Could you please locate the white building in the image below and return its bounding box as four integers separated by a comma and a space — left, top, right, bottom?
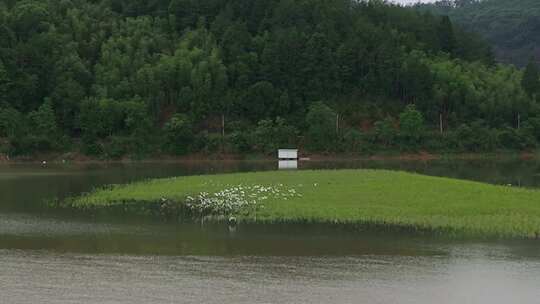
278, 149, 298, 160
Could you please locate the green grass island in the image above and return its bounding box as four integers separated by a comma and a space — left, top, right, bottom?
67, 170, 540, 239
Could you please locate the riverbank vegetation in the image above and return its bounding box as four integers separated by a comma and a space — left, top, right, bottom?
68, 170, 540, 238
1, 0, 540, 159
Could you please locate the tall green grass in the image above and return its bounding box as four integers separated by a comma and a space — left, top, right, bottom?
70, 170, 540, 238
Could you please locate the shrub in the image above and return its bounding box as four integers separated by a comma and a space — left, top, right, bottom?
26, 99, 61, 151
227, 131, 251, 153
103, 136, 130, 159
497, 126, 536, 150
79, 98, 155, 157
252, 117, 297, 153
342, 129, 365, 153
164, 113, 193, 155
205, 133, 224, 153
399, 105, 424, 138
522, 118, 540, 142
399, 104, 424, 149
305, 101, 337, 151
422, 131, 448, 151
0, 107, 24, 139
0, 138, 11, 154
374, 117, 396, 147
79, 98, 124, 138
449, 122, 498, 152
81, 135, 103, 156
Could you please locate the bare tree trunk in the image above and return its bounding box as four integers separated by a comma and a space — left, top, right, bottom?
221, 114, 225, 154
336, 114, 340, 136
439, 113, 443, 134
222, 114, 225, 138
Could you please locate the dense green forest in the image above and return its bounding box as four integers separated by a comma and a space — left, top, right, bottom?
0, 0, 539, 158
418, 0, 540, 67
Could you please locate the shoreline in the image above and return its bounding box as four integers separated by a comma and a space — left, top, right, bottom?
1, 150, 538, 165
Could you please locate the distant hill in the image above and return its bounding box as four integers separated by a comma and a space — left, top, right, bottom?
418, 0, 540, 66
0, 0, 536, 158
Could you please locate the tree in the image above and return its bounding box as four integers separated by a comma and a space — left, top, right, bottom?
374, 117, 396, 147
522, 59, 540, 98
0, 60, 9, 103
10, 1, 50, 41
168, 0, 197, 31
27, 99, 60, 151
51, 53, 91, 132
305, 102, 337, 151
399, 52, 433, 103
438, 16, 456, 54
149, 26, 228, 118
123, 100, 154, 155
301, 31, 336, 100
30, 99, 58, 136
399, 104, 424, 147
0, 107, 24, 139
164, 113, 194, 155
342, 129, 364, 153
244, 81, 278, 121
252, 117, 297, 153
0, 0, 535, 156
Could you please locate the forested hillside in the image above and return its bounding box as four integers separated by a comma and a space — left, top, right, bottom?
0, 0, 539, 158
418, 0, 540, 67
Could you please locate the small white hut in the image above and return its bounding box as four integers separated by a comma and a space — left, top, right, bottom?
278, 149, 298, 160
278, 149, 299, 170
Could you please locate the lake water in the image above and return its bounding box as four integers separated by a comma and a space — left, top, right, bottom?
1, 160, 540, 303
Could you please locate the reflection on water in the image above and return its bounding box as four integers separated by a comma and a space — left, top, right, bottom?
2, 158, 540, 214
1, 159, 540, 255
0, 212, 443, 256
1, 160, 540, 303
1, 249, 540, 304
279, 160, 298, 170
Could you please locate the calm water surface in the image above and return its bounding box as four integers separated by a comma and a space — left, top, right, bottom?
1, 160, 540, 303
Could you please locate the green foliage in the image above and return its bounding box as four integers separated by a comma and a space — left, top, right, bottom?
164, 113, 193, 155
79, 98, 153, 156
399, 104, 424, 147
497, 126, 536, 150
80, 99, 122, 139
419, 0, 540, 66
438, 16, 456, 54
305, 102, 336, 152
0, 107, 24, 139
252, 117, 297, 153
10, 1, 50, 40
0, 0, 536, 157
72, 169, 540, 238
102, 136, 130, 159
374, 117, 396, 147
29, 99, 58, 135
150, 26, 228, 118
522, 59, 540, 98
399, 52, 433, 103
451, 122, 498, 152
522, 117, 540, 142
193, 131, 223, 154
26, 99, 60, 151
0, 61, 9, 104
342, 129, 365, 153
243, 81, 280, 121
